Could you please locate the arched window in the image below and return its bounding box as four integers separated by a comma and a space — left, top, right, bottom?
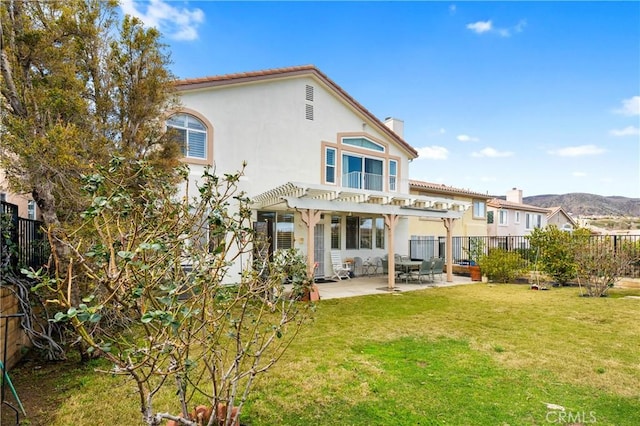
166, 113, 207, 160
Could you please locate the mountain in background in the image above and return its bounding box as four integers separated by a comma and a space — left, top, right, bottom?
523, 193, 640, 217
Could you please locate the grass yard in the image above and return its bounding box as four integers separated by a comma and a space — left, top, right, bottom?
6, 284, 640, 425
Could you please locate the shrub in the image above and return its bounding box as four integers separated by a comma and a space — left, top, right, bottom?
574, 237, 636, 297
527, 226, 591, 285
478, 248, 527, 283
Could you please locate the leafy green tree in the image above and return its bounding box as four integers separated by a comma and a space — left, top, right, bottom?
26, 159, 314, 426
1, 0, 180, 231
527, 226, 591, 285
1, 0, 181, 359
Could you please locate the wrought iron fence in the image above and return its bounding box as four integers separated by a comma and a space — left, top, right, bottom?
1, 201, 49, 275
409, 234, 640, 278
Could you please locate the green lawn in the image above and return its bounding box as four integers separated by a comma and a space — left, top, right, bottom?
16, 284, 640, 425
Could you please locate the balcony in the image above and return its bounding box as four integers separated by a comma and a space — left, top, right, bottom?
342, 171, 387, 191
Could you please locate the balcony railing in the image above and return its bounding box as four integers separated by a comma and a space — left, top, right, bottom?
342, 172, 390, 191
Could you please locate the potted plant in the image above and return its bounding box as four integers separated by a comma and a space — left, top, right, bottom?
464, 238, 485, 281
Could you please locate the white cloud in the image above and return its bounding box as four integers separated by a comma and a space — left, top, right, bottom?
471, 147, 514, 158
467, 20, 493, 34
467, 19, 526, 37
609, 126, 640, 137
548, 145, 606, 157
416, 146, 449, 160
457, 134, 479, 142
614, 96, 640, 116
514, 19, 527, 33
120, 0, 205, 41
572, 171, 587, 177
449, 4, 457, 15
439, 128, 446, 134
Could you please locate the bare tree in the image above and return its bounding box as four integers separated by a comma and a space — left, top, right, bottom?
27, 160, 314, 425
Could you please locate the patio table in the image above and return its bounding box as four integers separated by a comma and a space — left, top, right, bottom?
395, 260, 423, 283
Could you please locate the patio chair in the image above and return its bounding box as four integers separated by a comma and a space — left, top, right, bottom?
369, 256, 383, 275
330, 251, 351, 280
431, 257, 445, 281
353, 256, 363, 277
410, 259, 434, 283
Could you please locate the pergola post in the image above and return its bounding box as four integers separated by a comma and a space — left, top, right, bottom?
442, 217, 455, 282
299, 208, 322, 277
383, 213, 400, 290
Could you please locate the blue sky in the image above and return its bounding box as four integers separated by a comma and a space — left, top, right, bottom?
120, 1, 640, 198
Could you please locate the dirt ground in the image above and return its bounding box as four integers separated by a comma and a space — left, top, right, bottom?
1, 350, 85, 426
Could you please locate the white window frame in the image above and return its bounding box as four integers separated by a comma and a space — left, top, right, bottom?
473, 200, 486, 219
341, 153, 384, 191
498, 210, 508, 226
389, 160, 397, 192
167, 113, 207, 160
526, 213, 542, 230
27, 200, 36, 220
325, 147, 336, 184
514, 211, 520, 224
342, 137, 385, 152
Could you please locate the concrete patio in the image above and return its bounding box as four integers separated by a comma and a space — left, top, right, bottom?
312, 273, 476, 300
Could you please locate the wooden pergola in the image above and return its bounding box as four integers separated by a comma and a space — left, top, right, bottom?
252, 182, 469, 289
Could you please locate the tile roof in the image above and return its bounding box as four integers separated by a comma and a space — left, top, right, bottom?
409, 179, 491, 198
487, 198, 550, 213
173, 65, 418, 157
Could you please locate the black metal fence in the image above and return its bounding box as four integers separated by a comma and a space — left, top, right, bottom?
1, 201, 49, 274
409, 234, 640, 278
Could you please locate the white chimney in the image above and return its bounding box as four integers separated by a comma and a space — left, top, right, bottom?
384, 117, 404, 138
506, 188, 523, 204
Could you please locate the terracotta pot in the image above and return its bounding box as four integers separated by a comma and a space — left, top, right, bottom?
469, 265, 482, 281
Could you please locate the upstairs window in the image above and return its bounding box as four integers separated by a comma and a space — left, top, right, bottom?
342, 137, 384, 152
325, 147, 336, 184
389, 160, 397, 191
473, 200, 486, 219
167, 113, 207, 159
498, 210, 508, 225
526, 213, 542, 229
342, 154, 383, 191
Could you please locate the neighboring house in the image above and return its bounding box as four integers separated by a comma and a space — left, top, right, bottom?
0, 169, 38, 220
546, 206, 577, 231
408, 180, 491, 259
172, 65, 468, 286
487, 188, 549, 238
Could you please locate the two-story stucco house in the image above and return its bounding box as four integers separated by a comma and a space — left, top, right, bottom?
172, 65, 468, 287
1, 170, 39, 220
546, 206, 577, 231
408, 180, 491, 259
487, 188, 550, 238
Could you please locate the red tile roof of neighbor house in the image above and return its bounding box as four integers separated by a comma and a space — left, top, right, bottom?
487, 198, 550, 213
409, 179, 491, 198
173, 65, 418, 158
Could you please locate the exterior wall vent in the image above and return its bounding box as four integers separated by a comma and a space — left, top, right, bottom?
305, 84, 314, 101
305, 104, 314, 120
